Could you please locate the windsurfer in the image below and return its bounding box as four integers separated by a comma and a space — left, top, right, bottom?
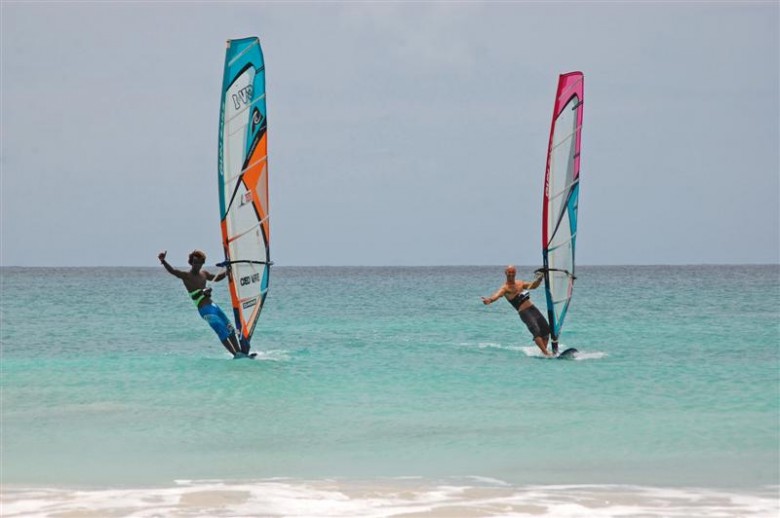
158, 249, 246, 357
481, 265, 552, 356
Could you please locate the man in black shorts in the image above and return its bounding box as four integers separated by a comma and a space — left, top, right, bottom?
481, 265, 552, 357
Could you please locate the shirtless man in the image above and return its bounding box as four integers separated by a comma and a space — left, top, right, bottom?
158, 249, 246, 357
481, 265, 552, 357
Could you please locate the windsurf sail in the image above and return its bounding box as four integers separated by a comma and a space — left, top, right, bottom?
217, 37, 271, 354
541, 72, 584, 355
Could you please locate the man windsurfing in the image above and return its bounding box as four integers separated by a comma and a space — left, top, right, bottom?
158, 249, 250, 358
482, 265, 552, 357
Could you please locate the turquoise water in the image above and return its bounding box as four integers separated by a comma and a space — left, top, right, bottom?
1, 265, 779, 515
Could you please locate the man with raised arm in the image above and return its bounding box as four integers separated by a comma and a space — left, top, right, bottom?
482, 265, 552, 357
158, 249, 248, 358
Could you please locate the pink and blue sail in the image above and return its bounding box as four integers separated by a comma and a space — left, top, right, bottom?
541, 72, 584, 355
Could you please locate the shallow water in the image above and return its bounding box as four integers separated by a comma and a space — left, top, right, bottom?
2, 265, 778, 515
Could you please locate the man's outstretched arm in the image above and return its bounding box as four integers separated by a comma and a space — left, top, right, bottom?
158, 251, 186, 279
481, 286, 506, 305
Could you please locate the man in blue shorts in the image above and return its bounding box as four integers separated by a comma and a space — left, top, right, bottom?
158, 249, 247, 357
481, 265, 552, 357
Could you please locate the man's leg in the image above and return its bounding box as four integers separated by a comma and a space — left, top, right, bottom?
220, 337, 239, 356
534, 335, 551, 356
203, 305, 242, 357
228, 334, 244, 356
239, 337, 251, 355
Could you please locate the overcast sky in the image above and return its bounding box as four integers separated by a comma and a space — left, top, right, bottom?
2, 1, 778, 267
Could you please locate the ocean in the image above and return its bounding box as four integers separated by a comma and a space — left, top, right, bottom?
1, 265, 778, 517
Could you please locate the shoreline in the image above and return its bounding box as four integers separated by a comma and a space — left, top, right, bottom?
3, 478, 778, 517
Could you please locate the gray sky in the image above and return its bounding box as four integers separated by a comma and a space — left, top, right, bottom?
2, 1, 778, 267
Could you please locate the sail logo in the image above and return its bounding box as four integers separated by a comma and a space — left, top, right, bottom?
239, 272, 261, 286
239, 192, 252, 207
251, 108, 265, 134
232, 85, 253, 110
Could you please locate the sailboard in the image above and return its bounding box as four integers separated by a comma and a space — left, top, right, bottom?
540, 72, 584, 357
217, 37, 271, 355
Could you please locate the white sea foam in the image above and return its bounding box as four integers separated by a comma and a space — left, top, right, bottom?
462, 341, 605, 361
573, 350, 607, 360
520, 345, 544, 357
252, 348, 291, 362
3, 480, 777, 518
473, 341, 527, 353
519, 345, 605, 360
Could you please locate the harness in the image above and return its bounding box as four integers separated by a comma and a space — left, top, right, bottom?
188, 287, 210, 307
507, 291, 530, 311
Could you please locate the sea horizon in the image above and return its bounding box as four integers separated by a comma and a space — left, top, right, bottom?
3, 262, 779, 268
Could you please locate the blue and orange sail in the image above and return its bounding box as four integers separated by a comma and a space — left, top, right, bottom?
217, 37, 271, 353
